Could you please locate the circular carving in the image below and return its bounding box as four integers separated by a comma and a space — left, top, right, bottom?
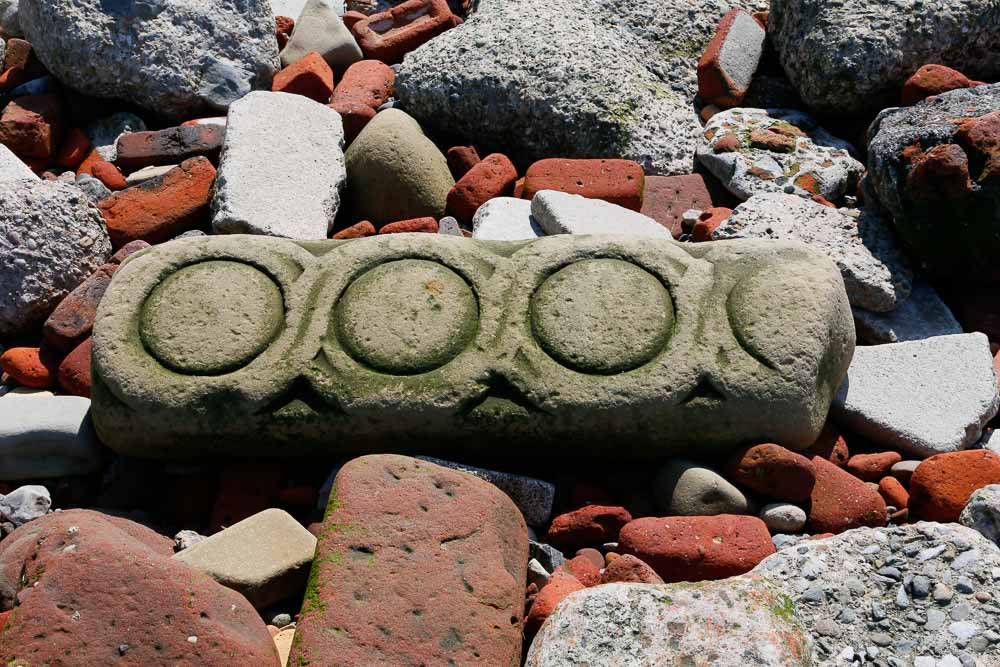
140, 261, 285, 375
334, 259, 479, 374
531, 259, 674, 374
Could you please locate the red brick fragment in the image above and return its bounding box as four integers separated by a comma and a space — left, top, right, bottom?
546, 505, 632, 551
726, 442, 816, 502
0, 94, 65, 159
353, 0, 459, 64
447, 145, 481, 180
446, 152, 517, 224
909, 450, 1000, 522
522, 158, 645, 210
98, 157, 217, 247
0, 346, 59, 388
54, 128, 91, 169
846, 451, 903, 482
809, 455, 887, 533
902, 64, 973, 106
378, 216, 438, 234
804, 421, 850, 466
525, 570, 584, 635
276, 15, 295, 50
878, 476, 909, 510
691, 206, 731, 241
109, 239, 152, 263
43, 264, 117, 353
332, 220, 377, 239
640, 174, 714, 237
329, 60, 395, 144
57, 337, 93, 398
697, 8, 765, 107
115, 124, 225, 172
91, 161, 127, 191
600, 554, 664, 585
272, 51, 335, 103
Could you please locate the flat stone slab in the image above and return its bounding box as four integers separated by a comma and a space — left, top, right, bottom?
530, 190, 672, 237
211, 91, 345, 239
417, 456, 554, 526
831, 333, 1000, 458
525, 577, 812, 666
472, 197, 543, 240
714, 193, 912, 313
0, 393, 104, 480
754, 522, 1000, 664
0, 143, 37, 182
91, 233, 854, 459
288, 454, 528, 666
853, 279, 962, 344
172, 508, 317, 609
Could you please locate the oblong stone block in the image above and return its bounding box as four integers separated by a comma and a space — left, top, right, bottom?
91, 234, 855, 459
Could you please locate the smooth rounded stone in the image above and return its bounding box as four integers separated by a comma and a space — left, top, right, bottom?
959, 484, 1000, 544
289, 455, 527, 667
85, 112, 146, 162
760, 502, 807, 533
653, 459, 748, 516
0, 180, 111, 336
714, 193, 912, 313
344, 108, 454, 226
212, 91, 346, 239
525, 577, 812, 666
396, 0, 762, 176
853, 279, 962, 344
471, 196, 544, 240
20, 0, 279, 120
416, 455, 555, 526
0, 143, 37, 182
0, 393, 104, 480
0, 484, 50, 526
726, 442, 816, 502
910, 450, 1000, 523
753, 522, 1000, 664
89, 234, 854, 459
768, 0, 1000, 115
173, 508, 317, 609
0, 510, 281, 666
530, 190, 672, 238
547, 505, 632, 550
125, 164, 176, 186
696, 108, 864, 202
866, 84, 1000, 283
280, 0, 361, 70
832, 333, 1000, 458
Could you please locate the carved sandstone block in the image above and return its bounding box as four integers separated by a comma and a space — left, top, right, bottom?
91, 234, 855, 458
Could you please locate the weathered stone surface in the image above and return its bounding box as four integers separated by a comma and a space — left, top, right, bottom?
866, 84, 1000, 283
19, 0, 280, 120
173, 508, 317, 609
768, 0, 1000, 116
652, 459, 748, 516
715, 193, 912, 312
0, 143, 35, 182
697, 8, 765, 107
910, 450, 1000, 523
530, 190, 672, 238
396, 0, 761, 175
546, 505, 632, 551
115, 124, 224, 172
0, 393, 104, 480
754, 522, 1000, 664
417, 455, 554, 526
289, 455, 527, 666
0, 484, 49, 526
832, 334, 1000, 458
0, 179, 111, 336
697, 108, 864, 201
0, 510, 281, 666
525, 578, 812, 666
344, 108, 454, 226
808, 455, 887, 533
279, 0, 362, 70
853, 279, 962, 344
90, 234, 855, 459
471, 196, 543, 240
212, 91, 346, 240
960, 484, 1000, 546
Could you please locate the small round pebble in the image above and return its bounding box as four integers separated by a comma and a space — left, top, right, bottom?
759, 502, 806, 533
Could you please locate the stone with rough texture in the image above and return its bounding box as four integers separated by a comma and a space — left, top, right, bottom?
19, 0, 280, 120
697, 108, 864, 201
288, 455, 527, 667
640, 174, 716, 237
832, 334, 1000, 458
0, 393, 103, 480
910, 450, 1000, 522
115, 124, 224, 173
959, 484, 1000, 546
866, 84, 1000, 283
173, 508, 317, 609
653, 459, 748, 516
726, 443, 816, 502
531, 190, 672, 238
808, 455, 887, 533
715, 193, 912, 313
344, 108, 453, 226
0, 179, 111, 336
619, 515, 775, 582
697, 8, 765, 107
471, 196, 542, 240
0, 484, 49, 526
0, 509, 280, 666
279, 0, 362, 70
526, 578, 812, 666
853, 280, 962, 344
902, 64, 976, 106
767, 0, 1000, 115
546, 505, 632, 551
212, 91, 345, 240
754, 522, 1000, 664
396, 0, 761, 175
600, 554, 664, 585
43, 263, 116, 353
0, 143, 36, 182
90, 234, 854, 459
417, 456, 554, 526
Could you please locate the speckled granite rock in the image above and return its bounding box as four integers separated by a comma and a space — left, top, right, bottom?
396, 0, 763, 175
754, 522, 1000, 665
